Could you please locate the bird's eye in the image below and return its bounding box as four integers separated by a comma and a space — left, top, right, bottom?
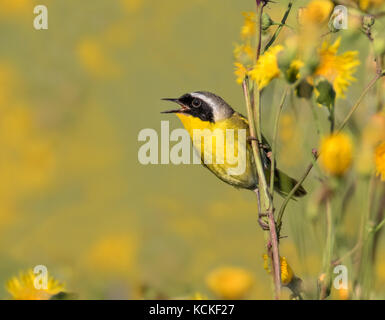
191, 99, 201, 108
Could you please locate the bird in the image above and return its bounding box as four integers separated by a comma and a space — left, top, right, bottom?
162, 91, 306, 198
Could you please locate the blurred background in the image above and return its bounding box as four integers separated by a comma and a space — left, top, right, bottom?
0, 0, 384, 299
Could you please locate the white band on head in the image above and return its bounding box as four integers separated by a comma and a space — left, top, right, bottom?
190, 91, 234, 122
190, 92, 216, 108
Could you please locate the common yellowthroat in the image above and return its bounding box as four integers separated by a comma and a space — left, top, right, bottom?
162, 91, 306, 197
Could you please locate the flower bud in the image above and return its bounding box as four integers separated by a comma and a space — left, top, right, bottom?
362, 14, 375, 30
261, 12, 274, 31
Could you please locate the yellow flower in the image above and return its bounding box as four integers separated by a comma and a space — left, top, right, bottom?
357, 113, 385, 175
375, 141, 385, 181
263, 254, 294, 286
6, 270, 65, 300
120, 0, 143, 13
299, 0, 334, 25
320, 133, 353, 176
0, 0, 32, 17
85, 234, 138, 274
191, 292, 207, 300
315, 38, 360, 98
234, 43, 254, 64
233, 44, 254, 84
364, 112, 385, 146
234, 62, 249, 84
241, 12, 256, 39
76, 38, 119, 78
358, 0, 385, 10
250, 45, 283, 90
206, 266, 254, 299
337, 287, 350, 300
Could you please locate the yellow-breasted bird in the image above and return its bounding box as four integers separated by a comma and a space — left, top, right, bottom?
162, 91, 306, 197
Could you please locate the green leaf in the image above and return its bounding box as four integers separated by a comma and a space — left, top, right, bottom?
316, 80, 335, 108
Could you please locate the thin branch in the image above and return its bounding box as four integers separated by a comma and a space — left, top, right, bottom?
243, 78, 280, 299
337, 73, 382, 133
320, 198, 333, 300
267, 209, 281, 299
269, 87, 288, 198
277, 151, 318, 234
332, 242, 362, 266
264, 0, 293, 52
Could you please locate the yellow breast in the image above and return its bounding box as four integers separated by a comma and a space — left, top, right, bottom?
176, 113, 257, 189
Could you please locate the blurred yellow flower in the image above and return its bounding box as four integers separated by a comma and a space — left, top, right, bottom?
0, 62, 55, 232
315, 38, 360, 98
357, 113, 385, 175
77, 38, 119, 78
337, 287, 350, 300
279, 114, 303, 167
357, 0, 385, 10
191, 292, 208, 300
279, 114, 296, 143
376, 258, 385, 283
0, 0, 32, 17
0, 63, 19, 105
234, 43, 254, 64
364, 112, 385, 146
206, 266, 254, 299
120, 0, 143, 13
6, 270, 64, 300
298, 0, 334, 25
85, 234, 138, 274
250, 45, 283, 90
320, 133, 353, 176
241, 12, 256, 39
234, 62, 249, 84
263, 254, 294, 286
375, 141, 385, 181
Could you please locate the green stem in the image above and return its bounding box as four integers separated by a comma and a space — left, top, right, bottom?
320, 198, 334, 300
337, 73, 381, 132
309, 100, 322, 137
264, 0, 293, 53
355, 175, 376, 299
269, 87, 288, 198
277, 154, 318, 234
329, 104, 335, 133
375, 218, 385, 233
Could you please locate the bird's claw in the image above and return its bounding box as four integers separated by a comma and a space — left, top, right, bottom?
247, 137, 269, 150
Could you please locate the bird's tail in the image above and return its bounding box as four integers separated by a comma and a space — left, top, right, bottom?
273, 169, 307, 198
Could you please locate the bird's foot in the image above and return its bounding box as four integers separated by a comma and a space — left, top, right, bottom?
247, 137, 270, 150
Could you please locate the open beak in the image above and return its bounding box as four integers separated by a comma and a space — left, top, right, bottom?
161, 98, 189, 114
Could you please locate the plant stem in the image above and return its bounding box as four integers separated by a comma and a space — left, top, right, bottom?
255, 1, 263, 61
309, 100, 322, 137
243, 79, 280, 298
337, 73, 381, 133
320, 198, 334, 300
277, 153, 318, 234
355, 175, 377, 299
264, 0, 293, 53
269, 87, 288, 198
